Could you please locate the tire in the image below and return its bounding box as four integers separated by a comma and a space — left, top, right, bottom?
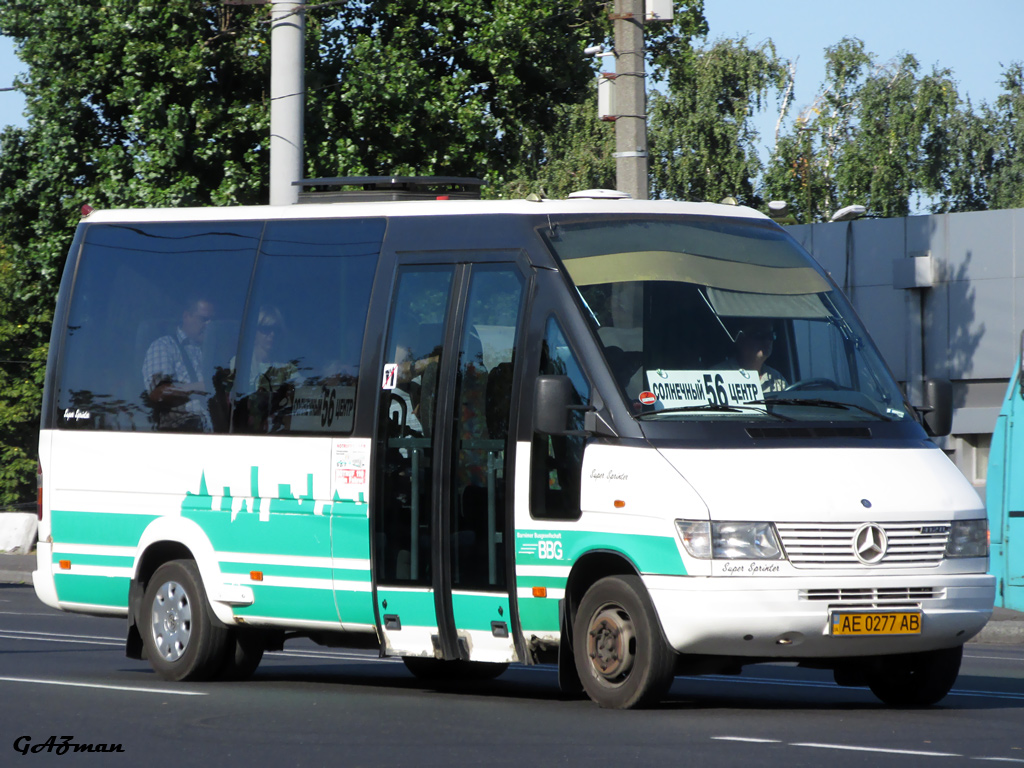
402, 656, 509, 681
573, 575, 676, 709
141, 559, 229, 682
217, 630, 265, 681
865, 645, 963, 707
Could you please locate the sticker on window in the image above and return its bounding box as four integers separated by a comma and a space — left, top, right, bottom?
645, 369, 765, 410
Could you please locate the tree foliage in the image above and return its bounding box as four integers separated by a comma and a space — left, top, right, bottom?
650, 37, 788, 205
759, 38, 1015, 222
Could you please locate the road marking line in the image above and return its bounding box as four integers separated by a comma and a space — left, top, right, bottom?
713, 736, 781, 744
791, 742, 960, 757
972, 758, 1024, 763
0, 632, 121, 647
0, 677, 206, 696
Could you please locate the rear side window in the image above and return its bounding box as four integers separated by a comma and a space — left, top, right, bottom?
57, 221, 261, 432
55, 218, 383, 434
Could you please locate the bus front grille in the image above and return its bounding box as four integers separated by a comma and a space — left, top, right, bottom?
777, 522, 949, 569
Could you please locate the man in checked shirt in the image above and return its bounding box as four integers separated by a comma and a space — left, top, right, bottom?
142, 296, 216, 432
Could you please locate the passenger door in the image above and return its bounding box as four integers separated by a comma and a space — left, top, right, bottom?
372, 256, 528, 662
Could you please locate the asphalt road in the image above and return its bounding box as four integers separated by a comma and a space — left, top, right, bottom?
2, 583, 1024, 767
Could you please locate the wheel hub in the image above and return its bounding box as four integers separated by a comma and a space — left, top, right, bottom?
586, 605, 636, 682
151, 580, 192, 662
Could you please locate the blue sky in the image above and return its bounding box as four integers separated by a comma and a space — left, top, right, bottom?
1, 0, 1021, 138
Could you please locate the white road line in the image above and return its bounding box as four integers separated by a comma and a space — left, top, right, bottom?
791, 742, 961, 758
964, 653, 1024, 661
972, 758, 1024, 763
712, 736, 782, 744
0, 632, 122, 647
0, 677, 206, 696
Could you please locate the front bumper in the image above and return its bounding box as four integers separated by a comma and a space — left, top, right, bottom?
644, 572, 995, 658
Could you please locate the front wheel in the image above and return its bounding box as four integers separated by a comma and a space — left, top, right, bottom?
141, 559, 229, 682
865, 645, 963, 707
573, 575, 676, 709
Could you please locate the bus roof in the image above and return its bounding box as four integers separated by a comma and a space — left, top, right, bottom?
78, 197, 772, 225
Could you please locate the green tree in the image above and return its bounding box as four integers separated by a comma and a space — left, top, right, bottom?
491, 1, 708, 199
762, 38, 974, 222
649, 37, 789, 205
986, 63, 1024, 209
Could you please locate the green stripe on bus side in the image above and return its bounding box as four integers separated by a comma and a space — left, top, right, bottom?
52, 553, 134, 569
54, 573, 129, 608
335, 590, 376, 626
331, 511, 371, 561
182, 507, 333, 558
51, 510, 158, 548
517, 598, 560, 633
232, 584, 340, 623
514, 574, 568, 590
376, 589, 437, 627
450, 593, 510, 632
219, 562, 335, 581
515, 529, 686, 576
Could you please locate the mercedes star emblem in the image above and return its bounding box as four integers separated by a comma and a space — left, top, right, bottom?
853, 523, 888, 565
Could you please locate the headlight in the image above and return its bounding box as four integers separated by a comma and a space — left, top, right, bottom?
946, 519, 989, 558
676, 520, 783, 560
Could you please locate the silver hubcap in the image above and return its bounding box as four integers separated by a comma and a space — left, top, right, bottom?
151, 580, 192, 662
586, 604, 636, 684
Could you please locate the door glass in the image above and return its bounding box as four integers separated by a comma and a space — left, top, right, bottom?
531, 316, 590, 521
450, 266, 525, 591
374, 266, 454, 586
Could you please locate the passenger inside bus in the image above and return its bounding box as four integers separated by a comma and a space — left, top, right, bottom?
141, 295, 217, 432
231, 305, 301, 433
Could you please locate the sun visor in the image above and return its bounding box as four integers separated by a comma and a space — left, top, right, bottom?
704, 287, 833, 319
563, 250, 830, 295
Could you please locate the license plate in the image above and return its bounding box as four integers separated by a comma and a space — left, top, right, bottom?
830, 611, 922, 636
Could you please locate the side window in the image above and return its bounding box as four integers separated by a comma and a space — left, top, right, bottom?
231, 219, 383, 435
57, 222, 260, 432
531, 316, 590, 521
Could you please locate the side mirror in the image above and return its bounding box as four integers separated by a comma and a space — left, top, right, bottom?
534, 375, 574, 435
921, 378, 953, 437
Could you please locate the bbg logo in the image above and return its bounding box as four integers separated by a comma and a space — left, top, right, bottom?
538, 540, 564, 560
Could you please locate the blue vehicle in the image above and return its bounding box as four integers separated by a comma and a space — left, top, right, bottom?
988, 331, 1024, 611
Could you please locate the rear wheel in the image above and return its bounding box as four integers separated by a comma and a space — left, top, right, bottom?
401, 656, 508, 681
141, 559, 229, 682
865, 645, 963, 707
573, 575, 676, 709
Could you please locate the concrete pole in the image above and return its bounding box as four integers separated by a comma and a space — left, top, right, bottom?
269, 2, 305, 205
613, 0, 647, 199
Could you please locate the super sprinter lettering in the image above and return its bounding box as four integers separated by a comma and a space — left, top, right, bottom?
13, 736, 125, 755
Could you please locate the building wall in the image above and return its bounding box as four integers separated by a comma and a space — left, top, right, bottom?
787, 210, 1024, 500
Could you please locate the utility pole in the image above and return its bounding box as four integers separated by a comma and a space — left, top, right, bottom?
269, 1, 305, 205
613, 0, 647, 200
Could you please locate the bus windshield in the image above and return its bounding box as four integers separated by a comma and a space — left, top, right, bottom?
543, 216, 911, 423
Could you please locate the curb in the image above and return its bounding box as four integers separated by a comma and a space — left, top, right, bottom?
0, 569, 32, 585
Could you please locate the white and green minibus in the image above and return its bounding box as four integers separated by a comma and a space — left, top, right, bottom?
35, 180, 994, 708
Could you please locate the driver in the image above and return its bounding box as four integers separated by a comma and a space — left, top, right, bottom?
718, 319, 788, 393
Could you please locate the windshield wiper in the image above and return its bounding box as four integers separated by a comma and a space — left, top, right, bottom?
747, 397, 894, 422
636, 403, 794, 421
